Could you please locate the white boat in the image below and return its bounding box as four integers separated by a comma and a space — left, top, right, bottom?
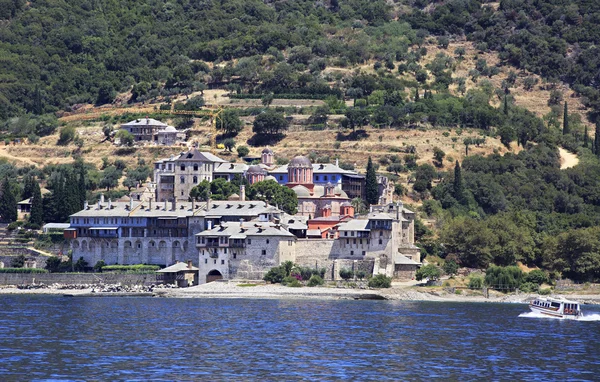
529, 296, 582, 319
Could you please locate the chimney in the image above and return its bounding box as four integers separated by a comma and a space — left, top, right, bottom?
84, 201, 88, 210
97, 199, 101, 209
100, 194, 105, 203
148, 198, 152, 211
187, 260, 192, 269
192, 199, 196, 210
129, 198, 133, 211
336, 158, 339, 167
164, 200, 168, 210
207, 220, 213, 230
207, 198, 211, 211
240, 218, 243, 227
240, 185, 246, 202
172, 198, 176, 211
108, 198, 112, 209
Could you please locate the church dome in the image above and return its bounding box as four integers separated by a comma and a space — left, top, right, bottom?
262, 147, 274, 154
247, 165, 266, 174
163, 126, 177, 132
292, 185, 311, 198
289, 156, 312, 168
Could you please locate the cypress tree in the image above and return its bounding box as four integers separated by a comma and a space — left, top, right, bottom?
78, 165, 87, 207
453, 160, 463, 202
415, 87, 419, 101
563, 101, 569, 135
595, 122, 600, 157
33, 85, 43, 115
503, 94, 509, 115
29, 182, 43, 226
22, 175, 34, 200
0, 177, 17, 223
584, 125, 589, 148
365, 157, 379, 206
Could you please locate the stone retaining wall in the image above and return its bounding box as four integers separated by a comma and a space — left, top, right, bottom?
0, 273, 157, 286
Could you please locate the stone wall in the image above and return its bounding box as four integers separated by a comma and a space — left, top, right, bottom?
0, 273, 157, 286
0, 253, 48, 269
295, 240, 375, 281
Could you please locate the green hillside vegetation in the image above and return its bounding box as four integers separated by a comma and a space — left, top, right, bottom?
405, 0, 600, 119
2, 0, 600, 281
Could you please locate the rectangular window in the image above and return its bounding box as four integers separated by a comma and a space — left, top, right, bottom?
347, 239, 349, 244
262, 249, 266, 255
353, 239, 356, 244
360, 239, 363, 244
324, 176, 328, 181
205, 259, 208, 264
379, 239, 382, 245
214, 259, 216, 264
362, 251, 366, 256
248, 239, 252, 244
344, 232, 348, 237
233, 254, 237, 259
315, 176, 319, 181
350, 250, 354, 256
266, 239, 269, 244
180, 165, 185, 171
221, 260, 225, 265
224, 248, 227, 254
351, 231, 355, 236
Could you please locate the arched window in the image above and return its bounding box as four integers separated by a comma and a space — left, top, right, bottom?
193, 176, 198, 184
180, 176, 185, 184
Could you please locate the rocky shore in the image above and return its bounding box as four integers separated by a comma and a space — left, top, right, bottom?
2, 281, 599, 304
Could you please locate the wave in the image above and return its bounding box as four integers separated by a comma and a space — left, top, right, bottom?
519, 311, 600, 321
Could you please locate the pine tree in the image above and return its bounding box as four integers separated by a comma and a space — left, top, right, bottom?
365, 157, 379, 206
563, 101, 569, 135
453, 160, 464, 202
584, 126, 589, 148
29, 182, 43, 226
0, 177, 17, 223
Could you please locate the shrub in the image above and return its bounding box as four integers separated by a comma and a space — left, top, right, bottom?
524, 269, 548, 285
237, 145, 249, 157
415, 264, 441, 281
539, 288, 552, 295
0, 268, 48, 273
101, 264, 160, 273
10, 254, 26, 268
519, 282, 539, 293
94, 260, 106, 272
368, 274, 392, 288
484, 265, 523, 291
307, 275, 324, 287
339, 268, 354, 280
356, 270, 366, 280
282, 276, 301, 287
57, 126, 77, 145
468, 275, 484, 289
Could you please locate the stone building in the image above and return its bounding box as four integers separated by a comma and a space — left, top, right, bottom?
120, 117, 169, 142
293, 202, 420, 281
154, 149, 227, 201
156, 126, 178, 146
196, 221, 295, 283
66, 197, 282, 268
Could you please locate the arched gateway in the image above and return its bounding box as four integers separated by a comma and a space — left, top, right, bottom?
206, 269, 223, 283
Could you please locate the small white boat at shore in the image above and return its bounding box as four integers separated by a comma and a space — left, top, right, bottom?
529, 296, 582, 319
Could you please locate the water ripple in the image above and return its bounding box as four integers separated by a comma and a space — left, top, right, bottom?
0, 296, 599, 380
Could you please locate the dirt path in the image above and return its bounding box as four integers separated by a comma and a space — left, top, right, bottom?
559, 147, 579, 170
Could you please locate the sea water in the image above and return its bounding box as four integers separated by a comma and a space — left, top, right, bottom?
0, 295, 599, 381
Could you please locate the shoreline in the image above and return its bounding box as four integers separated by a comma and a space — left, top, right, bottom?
2, 282, 600, 304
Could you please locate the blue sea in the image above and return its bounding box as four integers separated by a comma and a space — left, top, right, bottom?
0, 295, 599, 381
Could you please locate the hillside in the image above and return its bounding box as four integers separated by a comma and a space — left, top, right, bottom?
2, 0, 600, 282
